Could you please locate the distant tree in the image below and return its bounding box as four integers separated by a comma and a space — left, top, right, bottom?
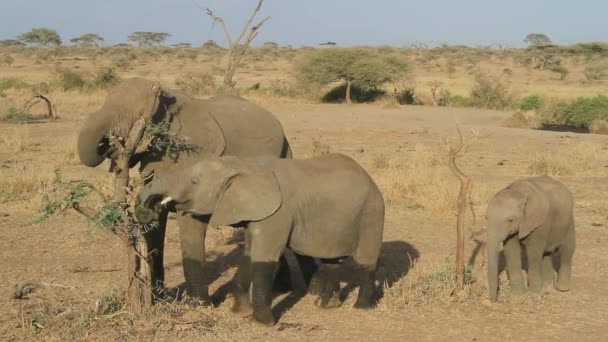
3, 55, 15, 67
172, 42, 192, 48
70, 33, 104, 47
201, 40, 222, 49
17, 28, 62, 46
524, 33, 552, 47
263, 41, 278, 48
113, 43, 133, 48
297, 48, 411, 104
319, 41, 337, 46
127, 32, 171, 46
0, 39, 26, 47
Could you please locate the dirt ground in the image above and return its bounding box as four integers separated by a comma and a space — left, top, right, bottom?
1, 103, 608, 341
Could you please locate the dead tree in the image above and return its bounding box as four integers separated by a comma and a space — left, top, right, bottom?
445, 126, 478, 290
22, 94, 57, 119
206, 0, 270, 89
427, 80, 443, 107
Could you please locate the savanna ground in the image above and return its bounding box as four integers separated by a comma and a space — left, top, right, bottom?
0, 46, 607, 341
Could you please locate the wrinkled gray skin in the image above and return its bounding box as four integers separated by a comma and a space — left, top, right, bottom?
486, 175, 575, 301
77, 77, 296, 303
136, 153, 385, 326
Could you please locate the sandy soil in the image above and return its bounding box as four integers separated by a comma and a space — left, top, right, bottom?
1, 103, 607, 341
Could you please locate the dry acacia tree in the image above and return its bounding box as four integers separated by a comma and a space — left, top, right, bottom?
445, 126, 478, 289
205, 0, 270, 88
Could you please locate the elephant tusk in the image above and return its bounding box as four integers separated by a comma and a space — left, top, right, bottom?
160, 196, 173, 205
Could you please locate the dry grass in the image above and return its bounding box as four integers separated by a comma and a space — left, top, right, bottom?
589, 119, 608, 135
0, 126, 32, 152
379, 259, 485, 310
374, 144, 454, 213
0, 162, 57, 204
525, 141, 605, 176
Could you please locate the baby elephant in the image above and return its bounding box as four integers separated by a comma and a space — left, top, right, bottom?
135, 153, 385, 325
486, 175, 575, 301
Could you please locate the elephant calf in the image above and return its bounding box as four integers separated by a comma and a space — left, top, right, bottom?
135, 153, 385, 325
486, 175, 575, 301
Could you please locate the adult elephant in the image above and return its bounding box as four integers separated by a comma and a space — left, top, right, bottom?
77, 77, 306, 303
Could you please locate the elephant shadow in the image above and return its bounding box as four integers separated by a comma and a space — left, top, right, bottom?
271, 240, 420, 320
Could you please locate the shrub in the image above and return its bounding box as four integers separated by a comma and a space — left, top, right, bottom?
394, 87, 421, 105
550, 65, 569, 80
553, 95, 608, 128
584, 64, 608, 82
469, 73, 513, 109
55, 68, 87, 91
518, 94, 544, 112
3, 55, 14, 67
111, 54, 131, 70
4, 107, 33, 124
94, 68, 121, 89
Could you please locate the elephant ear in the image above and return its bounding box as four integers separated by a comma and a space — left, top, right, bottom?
196, 111, 227, 157
515, 181, 550, 239
209, 170, 282, 227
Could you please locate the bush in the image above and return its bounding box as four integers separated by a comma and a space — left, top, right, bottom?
469, 74, 513, 109
584, 64, 608, 82
394, 88, 421, 105
4, 107, 33, 124
589, 119, 608, 135
94, 68, 121, 89
111, 54, 131, 70
55, 68, 87, 91
552, 95, 608, 128
518, 94, 544, 112
175, 72, 216, 96
550, 65, 569, 80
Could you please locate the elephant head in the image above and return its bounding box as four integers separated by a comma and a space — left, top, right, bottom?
135, 158, 282, 227
77, 77, 227, 168
486, 180, 549, 301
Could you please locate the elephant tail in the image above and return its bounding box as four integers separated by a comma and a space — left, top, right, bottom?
282, 138, 293, 159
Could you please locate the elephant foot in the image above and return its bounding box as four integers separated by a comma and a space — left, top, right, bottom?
253, 308, 275, 327
231, 295, 253, 316
314, 291, 341, 309
354, 298, 377, 310
509, 283, 526, 296
554, 281, 570, 292
307, 272, 326, 295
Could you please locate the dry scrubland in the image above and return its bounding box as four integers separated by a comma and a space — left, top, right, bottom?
1, 45, 608, 340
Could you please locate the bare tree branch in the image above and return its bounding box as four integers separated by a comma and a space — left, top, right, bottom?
206, 8, 233, 48
445, 126, 478, 290
22, 94, 57, 120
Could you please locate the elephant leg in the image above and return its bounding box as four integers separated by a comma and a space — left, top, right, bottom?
145, 210, 167, 298
503, 235, 525, 294
542, 253, 555, 288
177, 212, 210, 304
314, 260, 341, 309
295, 254, 320, 294
251, 261, 278, 326
273, 252, 296, 293
525, 240, 545, 293
232, 229, 252, 315
354, 263, 377, 309
556, 228, 575, 292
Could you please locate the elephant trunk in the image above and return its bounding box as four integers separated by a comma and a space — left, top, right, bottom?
487, 228, 504, 302
77, 109, 116, 167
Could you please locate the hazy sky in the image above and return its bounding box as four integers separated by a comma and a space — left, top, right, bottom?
1, 0, 606, 47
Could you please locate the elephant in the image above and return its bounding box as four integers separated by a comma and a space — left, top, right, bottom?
77, 77, 310, 303
486, 175, 575, 301
134, 153, 386, 326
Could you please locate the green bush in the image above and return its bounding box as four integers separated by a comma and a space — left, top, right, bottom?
4, 106, 33, 124
518, 94, 544, 112
55, 68, 87, 91
94, 68, 121, 89
550, 65, 569, 80
469, 74, 513, 109
553, 95, 608, 128
394, 88, 421, 105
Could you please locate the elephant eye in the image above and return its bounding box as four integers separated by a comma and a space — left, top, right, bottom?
191, 177, 199, 185
507, 217, 514, 223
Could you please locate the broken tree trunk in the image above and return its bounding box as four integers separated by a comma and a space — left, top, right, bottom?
23, 94, 57, 120
446, 126, 477, 290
